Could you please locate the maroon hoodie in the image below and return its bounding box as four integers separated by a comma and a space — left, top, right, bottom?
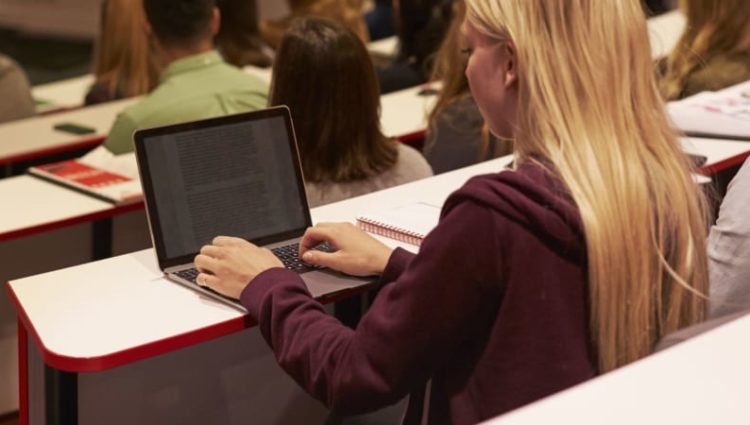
241, 162, 596, 424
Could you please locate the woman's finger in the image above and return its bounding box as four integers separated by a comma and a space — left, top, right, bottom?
194, 254, 220, 274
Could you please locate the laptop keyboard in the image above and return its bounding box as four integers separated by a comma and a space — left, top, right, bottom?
272, 242, 333, 273
175, 242, 333, 283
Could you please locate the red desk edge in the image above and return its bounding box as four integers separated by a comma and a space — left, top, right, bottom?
0, 136, 104, 167
7, 279, 376, 373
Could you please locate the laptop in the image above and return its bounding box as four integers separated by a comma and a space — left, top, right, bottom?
133, 106, 368, 311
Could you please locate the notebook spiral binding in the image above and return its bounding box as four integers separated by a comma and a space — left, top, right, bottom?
356, 217, 424, 247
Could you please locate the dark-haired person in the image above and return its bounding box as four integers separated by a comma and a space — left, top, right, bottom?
270, 18, 432, 207
104, 0, 268, 154
0, 53, 34, 123
215, 0, 273, 68
260, 0, 369, 50
377, 0, 453, 93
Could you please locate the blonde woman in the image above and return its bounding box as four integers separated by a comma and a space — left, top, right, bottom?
659, 0, 750, 100
85, 0, 158, 105
194, 0, 709, 423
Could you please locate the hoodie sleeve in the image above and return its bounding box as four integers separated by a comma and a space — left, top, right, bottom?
240, 199, 504, 415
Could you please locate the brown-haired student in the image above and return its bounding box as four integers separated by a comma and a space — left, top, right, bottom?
269, 18, 432, 207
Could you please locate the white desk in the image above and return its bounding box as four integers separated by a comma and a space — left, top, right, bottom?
7, 155, 514, 424
681, 136, 750, 174
0, 97, 139, 170
647, 9, 686, 60
0, 176, 114, 242
380, 82, 440, 144
482, 312, 750, 425
32, 75, 95, 114
367, 35, 398, 59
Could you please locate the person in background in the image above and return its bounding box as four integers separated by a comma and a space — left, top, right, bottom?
423, 0, 512, 174
260, 0, 369, 50
0, 53, 35, 123
644, 0, 675, 16
104, 0, 268, 155
85, 0, 158, 106
377, 0, 453, 93
269, 18, 432, 207
659, 0, 750, 100
194, 1, 709, 423
707, 157, 750, 318
365, 0, 395, 41
215, 0, 273, 68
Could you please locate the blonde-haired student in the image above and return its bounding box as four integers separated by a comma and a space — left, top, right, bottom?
659, 0, 750, 100
194, 0, 709, 423
85, 0, 158, 105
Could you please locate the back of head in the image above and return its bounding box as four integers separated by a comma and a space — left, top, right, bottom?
430, 0, 469, 110
397, 0, 454, 76
660, 0, 750, 100
215, 0, 271, 67
466, 0, 708, 372
143, 0, 216, 48
270, 17, 396, 183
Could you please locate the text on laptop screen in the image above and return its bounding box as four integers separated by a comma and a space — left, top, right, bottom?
142, 116, 308, 259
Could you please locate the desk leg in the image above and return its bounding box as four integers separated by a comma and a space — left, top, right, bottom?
44, 367, 77, 425
18, 321, 28, 425
91, 218, 113, 260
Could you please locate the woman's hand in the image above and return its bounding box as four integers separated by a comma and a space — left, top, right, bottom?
299, 222, 393, 276
194, 236, 283, 299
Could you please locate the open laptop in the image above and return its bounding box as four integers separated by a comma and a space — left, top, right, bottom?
133, 106, 368, 311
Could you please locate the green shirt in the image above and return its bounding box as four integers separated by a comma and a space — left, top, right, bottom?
104, 50, 269, 154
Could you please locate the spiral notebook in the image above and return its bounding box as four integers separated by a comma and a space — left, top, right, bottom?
356, 202, 442, 246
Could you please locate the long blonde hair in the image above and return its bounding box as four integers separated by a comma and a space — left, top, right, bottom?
93, 0, 157, 98
466, 0, 709, 373
660, 0, 750, 100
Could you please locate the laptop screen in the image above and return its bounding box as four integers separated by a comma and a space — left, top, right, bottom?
135, 107, 311, 268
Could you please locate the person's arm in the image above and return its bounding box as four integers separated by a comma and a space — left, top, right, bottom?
0, 57, 35, 123
709, 158, 750, 318
103, 112, 138, 155
241, 201, 502, 415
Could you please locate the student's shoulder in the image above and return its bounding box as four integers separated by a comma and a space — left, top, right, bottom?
395, 143, 433, 177
215, 62, 269, 87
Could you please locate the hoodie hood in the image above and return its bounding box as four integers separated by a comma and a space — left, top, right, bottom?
442, 161, 586, 264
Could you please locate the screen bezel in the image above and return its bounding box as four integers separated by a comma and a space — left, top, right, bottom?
133, 106, 313, 270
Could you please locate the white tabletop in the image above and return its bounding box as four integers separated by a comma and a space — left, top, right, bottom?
482, 312, 750, 425
380, 83, 440, 140
681, 136, 750, 172
647, 9, 686, 60
0, 175, 113, 240
0, 97, 139, 165
6, 155, 514, 371
32, 74, 95, 113
367, 36, 398, 59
